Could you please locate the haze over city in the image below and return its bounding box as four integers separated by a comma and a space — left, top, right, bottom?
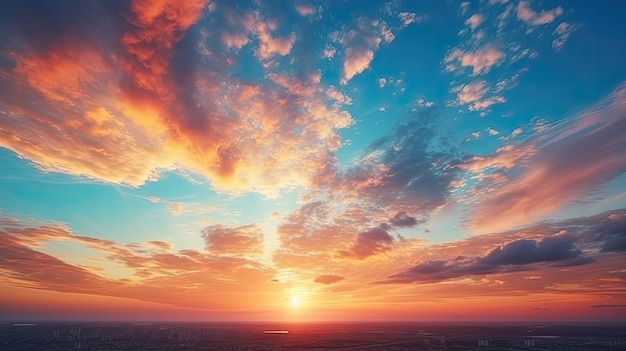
1, 0, 625, 324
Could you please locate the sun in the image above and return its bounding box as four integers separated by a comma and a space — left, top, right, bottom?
290, 295, 301, 308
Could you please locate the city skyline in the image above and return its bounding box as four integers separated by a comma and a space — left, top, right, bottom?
1, 0, 625, 322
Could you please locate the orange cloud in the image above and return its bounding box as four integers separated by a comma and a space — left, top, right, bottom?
517, 1, 563, 26
0, 216, 278, 311
0, 0, 354, 198
202, 224, 264, 256
313, 274, 345, 285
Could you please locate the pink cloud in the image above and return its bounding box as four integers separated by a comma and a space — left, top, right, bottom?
466, 83, 626, 232
461, 144, 537, 173
326, 86, 353, 105
454, 81, 505, 111
221, 31, 250, 49
466, 14, 485, 30
255, 21, 296, 60
552, 22, 576, 51
323, 45, 336, 59
470, 96, 506, 111
445, 45, 505, 76
517, 1, 563, 26
294, 1, 316, 17
337, 18, 395, 85
457, 81, 488, 103
342, 47, 376, 84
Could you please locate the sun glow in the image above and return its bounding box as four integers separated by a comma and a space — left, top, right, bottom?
290, 295, 301, 308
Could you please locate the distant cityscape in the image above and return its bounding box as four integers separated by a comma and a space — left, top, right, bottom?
0, 322, 624, 350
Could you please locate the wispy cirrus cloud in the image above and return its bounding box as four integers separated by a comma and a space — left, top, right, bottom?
552, 22, 576, 51
464, 83, 626, 232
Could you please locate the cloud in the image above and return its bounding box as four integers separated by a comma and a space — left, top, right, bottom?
306, 106, 461, 226
457, 81, 488, 104
147, 241, 172, 250
337, 18, 394, 85
147, 196, 161, 203
398, 12, 425, 28
459, 2, 470, 16
323, 45, 336, 59
480, 234, 582, 266
593, 212, 626, 253
368, 208, 624, 287
294, 1, 316, 17
416, 97, 434, 108
339, 226, 395, 259
326, 86, 353, 105
381, 233, 591, 284
466, 14, 484, 30
389, 212, 418, 228
517, 1, 563, 26
313, 274, 345, 285
552, 22, 576, 51
167, 203, 183, 216
0, 216, 276, 310
0, 0, 354, 198
202, 224, 264, 256
486, 127, 500, 136
445, 45, 505, 76
465, 83, 626, 232
454, 81, 505, 111
0, 240, 110, 291
255, 21, 296, 60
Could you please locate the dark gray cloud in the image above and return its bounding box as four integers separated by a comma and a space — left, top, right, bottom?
321, 106, 463, 221
381, 234, 592, 284
0, 0, 124, 56
389, 212, 419, 227
378, 209, 626, 284
480, 235, 581, 265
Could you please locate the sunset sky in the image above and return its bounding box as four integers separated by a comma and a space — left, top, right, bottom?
1, 0, 625, 322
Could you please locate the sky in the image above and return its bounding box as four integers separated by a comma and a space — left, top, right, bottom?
0, 0, 625, 322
